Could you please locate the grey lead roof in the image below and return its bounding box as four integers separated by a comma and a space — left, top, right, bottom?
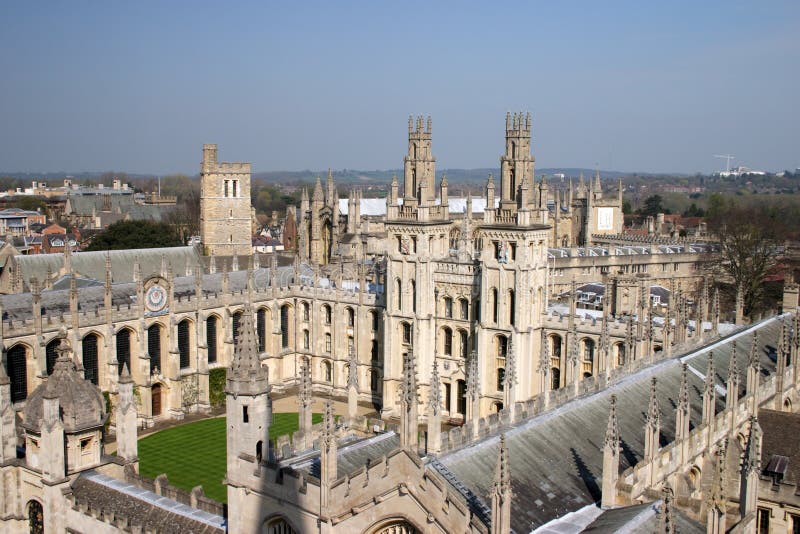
438, 317, 783, 533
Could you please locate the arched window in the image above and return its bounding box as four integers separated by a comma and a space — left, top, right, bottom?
82, 334, 99, 385
207, 316, 218, 364
45, 338, 60, 376
492, 288, 499, 323
401, 322, 412, 344
443, 327, 453, 356
280, 305, 290, 348
7, 344, 27, 402
178, 320, 191, 369
508, 289, 515, 326
460, 298, 469, 320
550, 335, 562, 359
323, 304, 332, 325
148, 324, 162, 373
616, 343, 626, 366
444, 383, 452, 412
256, 440, 263, 463
232, 311, 243, 345
497, 368, 505, 391
444, 297, 453, 318
28, 500, 44, 534
460, 330, 469, 359
411, 280, 417, 313
117, 328, 131, 375
371, 340, 379, 362
395, 279, 402, 311
496, 335, 508, 358
303, 329, 310, 350
257, 308, 266, 353
347, 307, 355, 327
323, 360, 332, 382
302, 302, 310, 322
264, 516, 298, 534
551, 368, 561, 390
325, 333, 332, 353
456, 380, 467, 415
371, 311, 379, 331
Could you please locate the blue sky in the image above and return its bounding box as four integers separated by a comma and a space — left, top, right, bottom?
0, 1, 797, 174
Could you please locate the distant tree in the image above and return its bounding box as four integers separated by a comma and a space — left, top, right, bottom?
682, 203, 705, 217
640, 195, 669, 217
163, 190, 201, 243
14, 196, 47, 212
622, 199, 632, 215
85, 220, 183, 251
707, 201, 787, 317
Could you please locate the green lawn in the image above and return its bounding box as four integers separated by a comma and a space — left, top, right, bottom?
138, 412, 321, 503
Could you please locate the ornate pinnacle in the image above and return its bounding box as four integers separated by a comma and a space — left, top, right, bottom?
704, 352, 716, 397
429, 358, 441, 416
538, 335, 550, 376
728, 341, 739, 385
299, 356, 312, 408
493, 434, 511, 495
646, 377, 660, 428
605, 395, 620, 450
678, 363, 690, 412
707, 440, 728, 510
347, 344, 359, 389
322, 400, 336, 450
660, 483, 676, 534
749, 331, 760, 371
467, 350, 479, 402
742, 416, 762, 476
400, 345, 418, 407
504, 335, 517, 389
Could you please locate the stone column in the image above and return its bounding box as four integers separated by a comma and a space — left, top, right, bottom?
601, 395, 620, 509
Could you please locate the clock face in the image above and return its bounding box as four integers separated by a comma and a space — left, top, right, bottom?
145, 285, 167, 313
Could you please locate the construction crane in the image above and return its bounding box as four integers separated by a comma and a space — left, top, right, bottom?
714, 154, 735, 174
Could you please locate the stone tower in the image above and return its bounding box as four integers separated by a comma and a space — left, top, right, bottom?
403, 115, 436, 209
225, 303, 272, 532
199, 143, 253, 257
500, 112, 534, 211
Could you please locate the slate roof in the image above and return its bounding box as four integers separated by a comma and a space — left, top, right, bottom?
758, 409, 800, 485
10, 245, 203, 290
580, 501, 704, 533
65, 193, 174, 222
285, 431, 401, 479
438, 317, 784, 533
69, 471, 224, 533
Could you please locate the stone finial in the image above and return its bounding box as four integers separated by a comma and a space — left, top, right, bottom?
605, 395, 620, 450
659, 484, 676, 534
226, 304, 268, 396
491, 433, 512, 534
704, 352, 716, 397
466, 349, 479, 403
299, 356, 312, 408
119, 362, 133, 385
678, 363, 690, 412
504, 335, 517, 391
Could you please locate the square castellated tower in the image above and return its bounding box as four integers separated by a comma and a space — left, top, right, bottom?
199, 144, 253, 257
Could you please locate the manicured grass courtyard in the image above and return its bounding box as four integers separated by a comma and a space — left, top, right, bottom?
138, 412, 321, 503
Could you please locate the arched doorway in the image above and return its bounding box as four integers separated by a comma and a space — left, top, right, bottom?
152, 384, 163, 417
28, 500, 44, 534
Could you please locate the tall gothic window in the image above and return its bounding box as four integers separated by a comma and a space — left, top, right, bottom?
460, 298, 469, 320
148, 324, 162, 373
460, 330, 468, 359
444, 297, 453, 318
207, 316, 218, 364
347, 307, 355, 327
508, 289, 515, 326
117, 329, 131, 376
443, 327, 453, 356
323, 304, 332, 325
280, 305, 290, 348
232, 311, 242, 345
82, 334, 99, 385
178, 320, 190, 369
45, 338, 59, 376
492, 288, 499, 323
7, 344, 27, 403
411, 280, 417, 313
257, 308, 266, 353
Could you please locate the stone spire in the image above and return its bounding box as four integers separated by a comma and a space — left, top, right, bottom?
399, 345, 419, 452
427, 357, 442, 454
538, 333, 550, 406
226, 304, 268, 396
711, 288, 720, 335
491, 434, 512, 534
601, 394, 620, 508
320, 399, 337, 511
644, 377, 660, 463
739, 416, 762, 519
747, 331, 760, 415
600, 313, 612, 378
0, 360, 16, 463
